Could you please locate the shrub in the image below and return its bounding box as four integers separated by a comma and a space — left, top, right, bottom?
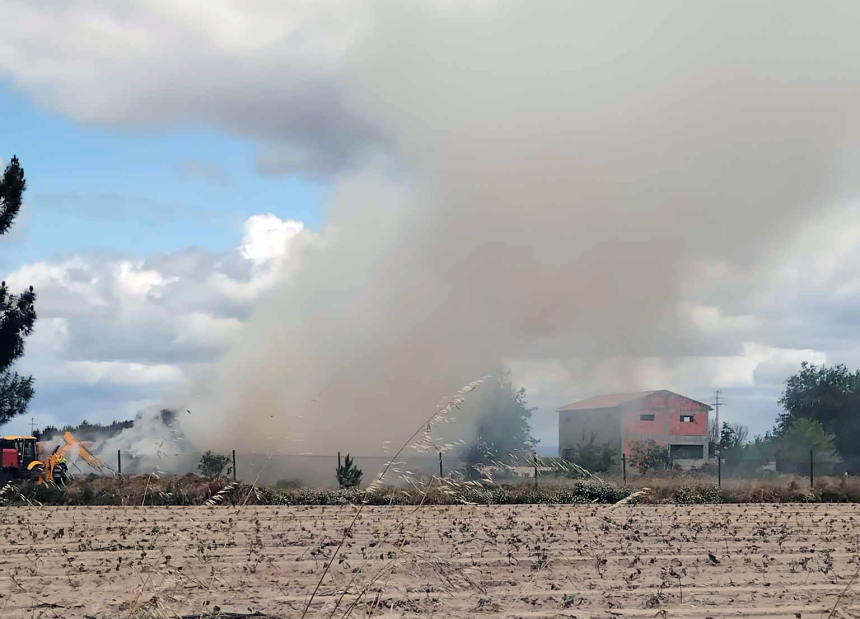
566, 433, 618, 473
670, 484, 724, 505
198, 451, 233, 479
272, 480, 630, 506
628, 440, 670, 473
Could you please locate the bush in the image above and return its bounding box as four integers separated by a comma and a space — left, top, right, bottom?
629, 440, 670, 473
566, 433, 618, 473
32, 482, 66, 504
272, 480, 630, 506
818, 486, 849, 503
670, 484, 724, 505
198, 451, 233, 479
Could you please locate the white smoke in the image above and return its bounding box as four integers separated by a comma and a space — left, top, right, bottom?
168, 1, 860, 455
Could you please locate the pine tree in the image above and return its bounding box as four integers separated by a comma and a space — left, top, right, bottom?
336, 453, 362, 489
0, 155, 36, 425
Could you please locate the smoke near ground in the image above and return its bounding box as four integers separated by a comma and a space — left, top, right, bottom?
38, 407, 188, 475
174, 2, 860, 455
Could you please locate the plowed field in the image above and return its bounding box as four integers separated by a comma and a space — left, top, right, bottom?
2, 503, 860, 618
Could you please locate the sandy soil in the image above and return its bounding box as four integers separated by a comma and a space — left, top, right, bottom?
1, 503, 860, 618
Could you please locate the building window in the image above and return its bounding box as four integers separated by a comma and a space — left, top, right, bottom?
639, 414, 655, 421
680, 415, 694, 423
670, 444, 704, 459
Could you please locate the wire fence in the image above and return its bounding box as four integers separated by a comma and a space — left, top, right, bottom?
103, 451, 459, 488
67, 447, 842, 489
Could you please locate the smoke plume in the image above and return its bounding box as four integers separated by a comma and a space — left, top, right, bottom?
184, 1, 860, 455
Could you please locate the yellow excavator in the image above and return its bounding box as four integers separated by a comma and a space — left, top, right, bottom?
1, 431, 108, 485
22, 432, 107, 484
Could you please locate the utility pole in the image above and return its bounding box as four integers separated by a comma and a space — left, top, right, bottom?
713, 389, 727, 436
30, 417, 34, 435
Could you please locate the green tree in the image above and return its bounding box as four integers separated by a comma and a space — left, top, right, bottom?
461, 368, 538, 467
773, 418, 841, 476
198, 450, 233, 479
34, 419, 135, 441
566, 432, 617, 473
0, 155, 36, 425
778, 362, 860, 470
718, 422, 747, 458
336, 453, 362, 489
716, 422, 775, 475
628, 439, 670, 474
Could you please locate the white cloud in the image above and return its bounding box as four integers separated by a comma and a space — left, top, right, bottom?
1, 214, 314, 429
239, 215, 308, 266
685, 305, 761, 336
8, 256, 108, 307
113, 261, 178, 300
172, 313, 243, 350
24, 317, 70, 355
62, 361, 185, 386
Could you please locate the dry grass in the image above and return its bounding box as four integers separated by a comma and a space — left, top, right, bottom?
0, 473, 273, 507
613, 472, 860, 503
4, 472, 860, 508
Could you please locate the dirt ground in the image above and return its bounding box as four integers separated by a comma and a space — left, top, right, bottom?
1, 503, 860, 618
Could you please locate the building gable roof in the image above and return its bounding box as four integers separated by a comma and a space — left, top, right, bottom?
557, 390, 711, 412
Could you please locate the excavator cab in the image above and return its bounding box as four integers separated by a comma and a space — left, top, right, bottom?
0, 436, 39, 484
27, 444, 69, 484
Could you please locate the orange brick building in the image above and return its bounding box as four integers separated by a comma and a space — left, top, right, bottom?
557, 390, 711, 464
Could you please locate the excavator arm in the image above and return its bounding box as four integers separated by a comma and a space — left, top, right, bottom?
30, 432, 108, 484
62, 432, 106, 472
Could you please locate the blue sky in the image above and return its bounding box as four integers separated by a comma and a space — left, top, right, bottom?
1, 82, 332, 436
2, 85, 324, 270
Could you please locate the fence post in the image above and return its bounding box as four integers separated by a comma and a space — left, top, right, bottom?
717, 450, 721, 488
439, 452, 443, 479
622, 453, 627, 485
232, 449, 237, 481
338, 452, 341, 469
534, 452, 538, 485
117, 449, 122, 475
810, 448, 814, 489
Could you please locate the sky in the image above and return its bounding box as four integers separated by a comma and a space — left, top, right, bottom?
3, 1, 860, 452
0, 83, 326, 434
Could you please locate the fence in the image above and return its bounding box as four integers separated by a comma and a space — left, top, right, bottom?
613, 447, 832, 488
72, 447, 839, 489
102, 451, 459, 488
